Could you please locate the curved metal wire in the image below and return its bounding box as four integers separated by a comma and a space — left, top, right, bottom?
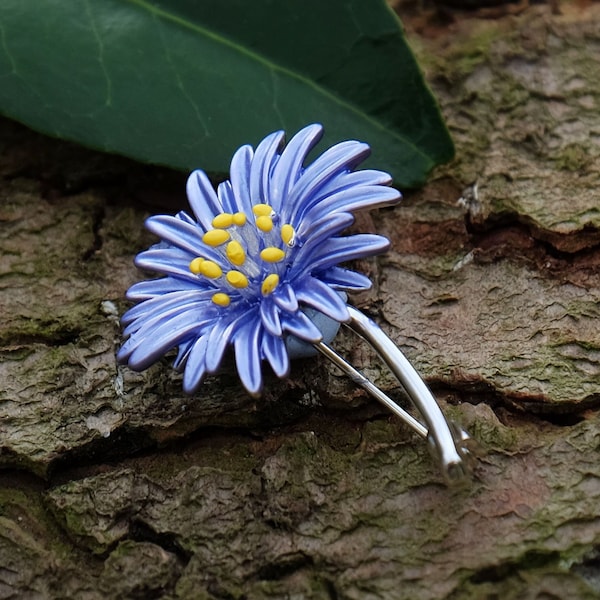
315, 305, 471, 484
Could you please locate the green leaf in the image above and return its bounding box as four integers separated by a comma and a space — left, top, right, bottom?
0, 0, 453, 187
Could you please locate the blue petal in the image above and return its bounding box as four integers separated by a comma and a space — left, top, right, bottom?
134, 250, 210, 283
122, 290, 218, 336
121, 287, 210, 325
283, 140, 370, 224
173, 338, 195, 370
273, 282, 299, 313
311, 169, 393, 200
135, 245, 229, 281
145, 215, 207, 255
182, 335, 209, 394
260, 298, 283, 337
250, 130, 284, 206
281, 311, 323, 343
286, 307, 342, 358
186, 170, 222, 230
294, 212, 355, 255
229, 144, 254, 216
301, 185, 401, 224
269, 124, 323, 213
295, 277, 350, 322
217, 180, 237, 213
204, 310, 249, 373
175, 211, 196, 225
122, 300, 191, 341
120, 303, 215, 360
262, 333, 289, 378
317, 267, 373, 291
233, 321, 263, 395
292, 234, 390, 277
135, 245, 192, 264
121, 311, 207, 370
126, 277, 201, 301
288, 169, 395, 223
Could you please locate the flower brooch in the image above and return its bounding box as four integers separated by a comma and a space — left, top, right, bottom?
118, 124, 471, 482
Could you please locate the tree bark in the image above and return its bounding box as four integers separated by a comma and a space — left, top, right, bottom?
1, 2, 600, 598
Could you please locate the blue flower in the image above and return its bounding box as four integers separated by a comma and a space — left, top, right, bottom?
118, 124, 401, 395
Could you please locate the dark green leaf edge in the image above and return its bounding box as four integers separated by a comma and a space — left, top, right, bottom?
127, 0, 435, 166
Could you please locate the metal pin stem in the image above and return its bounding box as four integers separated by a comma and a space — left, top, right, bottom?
314, 341, 428, 438
316, 305, 470, 483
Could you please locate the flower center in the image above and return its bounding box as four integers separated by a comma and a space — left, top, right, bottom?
189, 204, 296, 307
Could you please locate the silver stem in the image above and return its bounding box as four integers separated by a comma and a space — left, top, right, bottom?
317, 305, 470, 483
314, 341, 428, 438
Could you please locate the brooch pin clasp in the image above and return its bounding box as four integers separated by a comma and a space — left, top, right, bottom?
316, 306, 471, 483
118, 123, 474, 484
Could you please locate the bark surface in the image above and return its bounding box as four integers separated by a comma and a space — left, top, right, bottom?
1, 2, 600, 598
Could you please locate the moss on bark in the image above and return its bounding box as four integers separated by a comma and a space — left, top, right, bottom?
2, 2, 600, 597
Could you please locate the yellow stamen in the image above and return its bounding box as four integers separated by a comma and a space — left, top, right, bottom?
189, 257, 205, 274
252, 204, 273, 217
232, 212, 247, 226
226, 270, 249, 289
260, 247, 285, 263
255, 215, 273, 232
212, 292, 231, 307
281, 224, 295, 246
212, 213, 234, 228
199, 260, 223, 279
261, 274, 280, 296
202, 229, 231, 246
226, 241, 246, 266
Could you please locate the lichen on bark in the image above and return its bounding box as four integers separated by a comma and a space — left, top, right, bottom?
2, 2, 600, 598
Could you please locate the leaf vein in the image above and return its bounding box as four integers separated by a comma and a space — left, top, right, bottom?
151, 11, 209, 137
123, 0, 431, 162
0, 21, 17, 76
84, 0, 112, 108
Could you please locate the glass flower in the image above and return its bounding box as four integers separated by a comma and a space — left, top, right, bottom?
118, 124, 401, 395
